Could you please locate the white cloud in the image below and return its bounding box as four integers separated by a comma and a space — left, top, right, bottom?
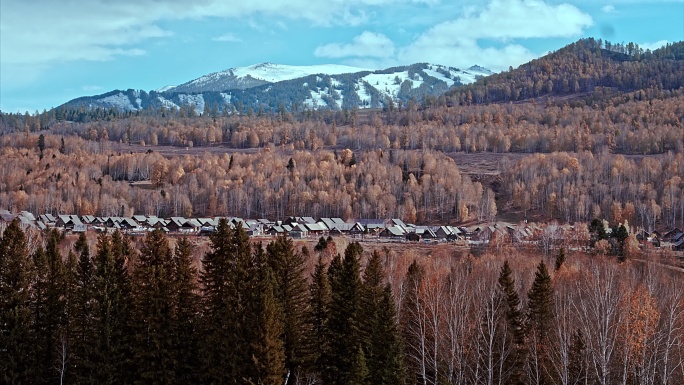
316, 0, 593, 72
0, 0, 430, 88
315, 32, 395, 58
411, 0, 593, 42
212, 33, 242, 43
602, 5, 615, 13
640, 40, 669, 51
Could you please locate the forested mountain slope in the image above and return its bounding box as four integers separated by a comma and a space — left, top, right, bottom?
58, 63, 492, 113
445, 38, 684, 105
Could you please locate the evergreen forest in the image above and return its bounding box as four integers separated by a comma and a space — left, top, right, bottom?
2, 219, 684, 384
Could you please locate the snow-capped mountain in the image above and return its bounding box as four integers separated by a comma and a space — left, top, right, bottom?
168, 63, 373, 93
63, 63, 494, 113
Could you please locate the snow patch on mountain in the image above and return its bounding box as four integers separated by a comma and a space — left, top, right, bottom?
232, 63, 370, 83
156, 85, 176, 92
356, 80, 372, 106
363, 71, 413, 98
157, 95, 178, 109
423, 68, 456, 86
178, 94, 205, 113
101, 92, 138, 111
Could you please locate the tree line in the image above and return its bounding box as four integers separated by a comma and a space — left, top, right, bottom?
3, 217, 684, 384
8, 84, 682, 155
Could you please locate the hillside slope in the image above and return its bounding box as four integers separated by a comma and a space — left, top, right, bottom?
445, 38, 684, 105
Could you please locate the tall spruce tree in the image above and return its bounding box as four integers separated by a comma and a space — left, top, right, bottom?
173, 237, 200, 384
200, 219, 258, 384
200, 218, 235, 384
304, 254, 331, 380
555, 247, 566, 271
252, 245, 286, 385
400, 260, 425, 385
91, 232, 132, 385
71, 232, 96, 384
62, 250, 78, 385
527, 260, 554, 340
32, 230, 66, 384
131, 228, 177, 384
362, 251, 405, 385
266, 235, 308, 384
327, 242, 365, 385
498, 260, 526, 385
0, 219, 35, 384
526, 260, 555, 385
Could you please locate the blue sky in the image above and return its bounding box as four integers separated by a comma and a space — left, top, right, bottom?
1, 0, 682, 113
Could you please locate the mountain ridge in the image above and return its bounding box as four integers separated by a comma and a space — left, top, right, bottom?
62, 62, 494, 113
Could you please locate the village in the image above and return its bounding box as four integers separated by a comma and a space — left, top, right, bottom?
1, 209, 683, 252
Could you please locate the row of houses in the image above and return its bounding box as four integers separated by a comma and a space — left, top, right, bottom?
1, 210, 683, 251
0, 211, 469, 241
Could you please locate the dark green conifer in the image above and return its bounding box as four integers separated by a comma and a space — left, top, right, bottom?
555, 247, 566, 271
326, 242, 364, 385
526, 260, 555, 385
498, 260, 526, 385
71, 232, 96, 383
0, 219, 35, 384
173, 237, 200, 384
252, 246, 286, 385
131, 228, 176, 383
349, 347, 369, 385
91, 232, 133, 384
361, 251, 405, 384
266, 235, 308, 384
200, 220, 258, 384
32, 230, 66, 384
400, 260, 425, 385
527, 260, 554, 340
304, 254, 331, 379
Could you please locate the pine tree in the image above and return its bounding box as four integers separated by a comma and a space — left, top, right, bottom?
555, 247, 566, 271
400, 260, 425, 385
0, 219, 35, 384
200, 219, 235, 384
32, 230, 66, 384
252, 246, 286, 385
200, 219, 258, 384
173, 237, 200, 384
91, 232, 133, 385
527, 260, 554, 340
526, 260, 555, 385
372, 285, 406, 385
326, 242, 365, 385
71, 232, 96, 383
61, 250, 78, 385
498, 260, 526, 385
266, 235, 308, 384
362, 251, 405, 385
349, 347, 370, 385
131, 228, 177, 383
589, 219, 607, 245
304, 254, 331, 379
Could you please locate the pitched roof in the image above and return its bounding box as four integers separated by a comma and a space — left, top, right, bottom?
304, 223, 327, 232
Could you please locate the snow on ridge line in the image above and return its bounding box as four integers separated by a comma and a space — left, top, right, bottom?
156, 85, 176, 92
230, 63, 373, 83
101, 92, 138, 111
